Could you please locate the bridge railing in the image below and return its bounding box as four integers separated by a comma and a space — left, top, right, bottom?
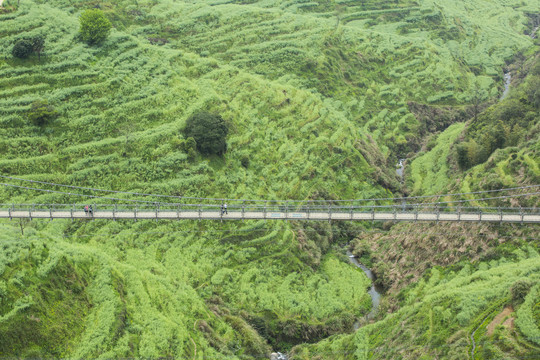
0, 203, 538, 216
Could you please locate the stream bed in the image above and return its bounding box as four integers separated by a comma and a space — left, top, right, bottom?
347, 250, 384, 329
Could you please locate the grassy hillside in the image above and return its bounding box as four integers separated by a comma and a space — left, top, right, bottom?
0, 0, 539, 358
292, 248, 540, 359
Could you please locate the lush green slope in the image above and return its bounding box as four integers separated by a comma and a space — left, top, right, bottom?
292, 248, 540, 359
0, 0, 539, 358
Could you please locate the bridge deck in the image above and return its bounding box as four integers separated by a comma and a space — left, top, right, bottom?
0, 210, 538, 223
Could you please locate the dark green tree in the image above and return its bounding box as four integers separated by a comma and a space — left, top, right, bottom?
28, 100, 58, 127
12, 39, 33, 59
79, 9, 112, 45
511, 279, 532, 305
456, 143, 470, 170
183, 112, 228, 155
31, 35, 45, 61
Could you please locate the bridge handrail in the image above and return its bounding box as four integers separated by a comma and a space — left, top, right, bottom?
0, 203, 538, 215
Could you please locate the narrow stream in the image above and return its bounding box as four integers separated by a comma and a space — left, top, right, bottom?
347, 250, 384, 328
500, 72, 511, 100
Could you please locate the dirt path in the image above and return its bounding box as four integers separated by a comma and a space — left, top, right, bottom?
487, 306, 513, 336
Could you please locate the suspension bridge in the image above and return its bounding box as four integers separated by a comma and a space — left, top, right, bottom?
0, 175, 538, 223
0, 204, 539, 223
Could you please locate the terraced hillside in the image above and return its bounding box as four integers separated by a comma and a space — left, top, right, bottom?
0, 0, 539, 358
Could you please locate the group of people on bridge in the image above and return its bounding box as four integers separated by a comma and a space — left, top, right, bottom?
84, 205, 93, 216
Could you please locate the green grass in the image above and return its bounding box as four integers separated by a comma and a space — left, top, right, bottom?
408, 122, 466, 195
0, 0, 539, 358
292, 249, 540, 359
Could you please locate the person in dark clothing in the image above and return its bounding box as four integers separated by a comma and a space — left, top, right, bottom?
223, 203, 228, 215
89, 205, 93, 216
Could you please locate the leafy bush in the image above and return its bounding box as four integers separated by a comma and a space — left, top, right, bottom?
240, 153, 250, 168
12, 39, 33, 59
28, 100, 58, 127
31, 34, 45, 61
183, 112, 228, 155
79, 9, 112, 45
511, 279, 533, 305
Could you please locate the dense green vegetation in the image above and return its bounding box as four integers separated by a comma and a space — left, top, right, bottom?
0, 0, 538, 358
78, 9, 112, 45
292, 247, 540, 359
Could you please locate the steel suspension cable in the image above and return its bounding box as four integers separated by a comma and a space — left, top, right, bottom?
0, 174, 539, 203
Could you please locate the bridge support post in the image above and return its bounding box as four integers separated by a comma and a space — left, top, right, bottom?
113, 204, 117, 221
307, 201, 310, 220
156, 202, 159, 222
29, 204, 32, 221
242, 201, 245, 221
50, 205, 53, 221
8, 205, 11, 221
199, 204, 202, 221
457, 205, 461, 222
264, 201, 267, 221
478, 209, 482, 223
371, 206, 375, 223
350, 205, 353, 221
415, 204, 418, 222
499, 206, 503, 224
71, 204, 74, 221
135, 205, 138, 221
520, 207, 524, 224
436, 204, 440, 224
393, 206, 397, 222
286, 201, 289, 222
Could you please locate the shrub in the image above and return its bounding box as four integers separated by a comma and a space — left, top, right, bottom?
511, 279, 533, 305
240, 154, 250, 168
12, 39, 33, 59
28, 100, 58, 127
183, 137, 197, 159
31, 35, 45, 61
183, 112, 228, 155
79, 9, 112, 45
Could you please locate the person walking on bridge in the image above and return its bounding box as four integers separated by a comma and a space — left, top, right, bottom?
222, 203, 228, 215
84, 205, 89, 216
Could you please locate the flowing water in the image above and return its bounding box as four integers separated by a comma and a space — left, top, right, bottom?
501, 72, 511, 100
347, 250, 384, 329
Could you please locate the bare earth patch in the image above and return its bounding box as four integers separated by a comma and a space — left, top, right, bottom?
487, 306, 513, 336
